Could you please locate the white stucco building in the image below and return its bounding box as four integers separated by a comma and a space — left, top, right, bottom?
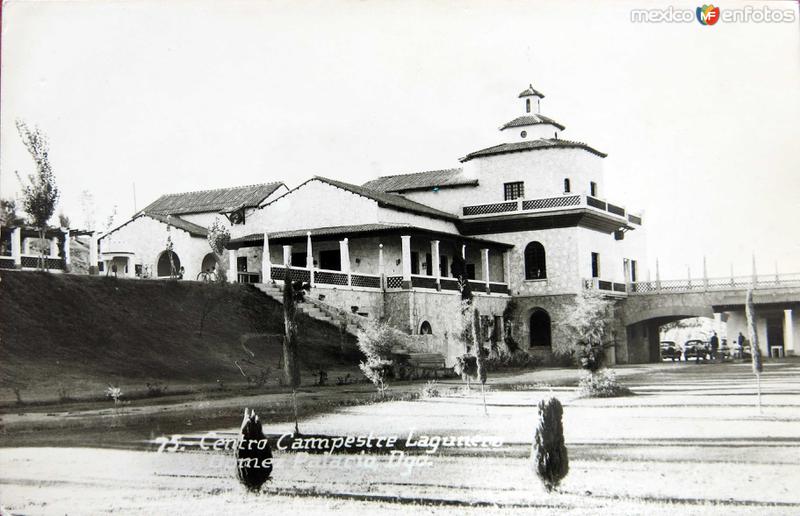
226, 85, 647, 365
97, 182, 287, 280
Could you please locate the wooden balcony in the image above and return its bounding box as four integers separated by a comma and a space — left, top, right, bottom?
462, 194, 642, 226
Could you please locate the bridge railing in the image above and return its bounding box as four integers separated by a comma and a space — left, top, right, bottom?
629, 272, 800, 295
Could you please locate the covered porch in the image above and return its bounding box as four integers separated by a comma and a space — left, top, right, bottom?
226, 224, 512, 295
0, 226, 72, 272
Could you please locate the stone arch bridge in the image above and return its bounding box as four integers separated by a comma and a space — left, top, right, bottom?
613, 273, 800, 364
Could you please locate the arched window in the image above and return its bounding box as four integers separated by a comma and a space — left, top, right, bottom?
529, 309, 552, 348
563, 178, 571, 193
526, 98, 531, 113
524, 242, 546, 280
419, 321, 432, 335
157, 250, 181, 277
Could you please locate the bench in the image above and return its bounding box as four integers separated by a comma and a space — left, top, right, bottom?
392, 351, 450, 379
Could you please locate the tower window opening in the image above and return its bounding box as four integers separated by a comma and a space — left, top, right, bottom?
564, 178, 571, 193
526, 98, 531, 113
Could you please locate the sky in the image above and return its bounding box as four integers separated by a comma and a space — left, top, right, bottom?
1, 0, 798, 280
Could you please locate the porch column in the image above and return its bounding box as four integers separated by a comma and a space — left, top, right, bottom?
339, 238, 351, 286
785, 309, 795, 355
481, 248, 490, 293
62, 229, 71, 268
461, 243, 466, 259
431, 240, 441, 291
88, 233, 98, 274
282, 245, 292, 266
261, 232, 271, 282
49, 237, 59, 257
228, 249, 237, 283
11, 227, 21, 268
306, 232, 314, 287
502, 249, 510, 284
378, 243, 385, 290
401, 235, 411, 289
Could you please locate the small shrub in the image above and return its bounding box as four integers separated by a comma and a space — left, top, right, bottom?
105, 385, 122, 404
420, 380, 441, 399
531, 397, 569, 492
236, 408, 273, 491
577, 369, 633, 398
484, 350, 542, 371
356, 320, 403, 397
453, 354, 478, 381
145, 382, 168, 397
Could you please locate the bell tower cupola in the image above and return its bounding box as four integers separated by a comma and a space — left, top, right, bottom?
499, 83, 565, 141
519, 84, 544, 114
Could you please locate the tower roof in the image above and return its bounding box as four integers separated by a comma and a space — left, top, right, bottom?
500, 114, 565, 131
518, 84, 545, 98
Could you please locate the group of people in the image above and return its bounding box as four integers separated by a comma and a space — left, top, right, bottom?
697, 331, 750, 363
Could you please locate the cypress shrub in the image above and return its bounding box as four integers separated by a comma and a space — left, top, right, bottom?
236, 408, 273, 491
531, 397, 569, 492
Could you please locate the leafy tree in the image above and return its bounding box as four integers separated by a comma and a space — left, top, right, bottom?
15, 120, 60, 269
356, 319, 402, 398
0, 198, 25, 227
206, 217, 230, 282
556, 289, 615, 372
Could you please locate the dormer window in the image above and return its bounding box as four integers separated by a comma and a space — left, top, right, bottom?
564, 178, 571, 193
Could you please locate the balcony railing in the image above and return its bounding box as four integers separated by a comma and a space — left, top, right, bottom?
629, 273, 800, 295
266, 265, 383, 290
20, 254, 64, 270
462, 194, 641, 224
0, 256, 15, 269
384, 274, 509, 295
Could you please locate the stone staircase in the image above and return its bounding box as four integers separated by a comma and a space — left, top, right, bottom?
253, 282, 363, 337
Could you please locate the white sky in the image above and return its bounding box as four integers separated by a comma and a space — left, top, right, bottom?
1, 0, 798, 279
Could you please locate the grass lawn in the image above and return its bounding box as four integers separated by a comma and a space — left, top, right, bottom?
2, 360, 798, 515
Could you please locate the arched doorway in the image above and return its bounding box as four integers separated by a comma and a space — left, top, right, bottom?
157, 250, 181, 277
201, 253, 217, 274
419, 321, 432, 335
529, 309, 551, 348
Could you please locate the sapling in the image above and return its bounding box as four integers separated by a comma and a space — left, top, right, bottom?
745, 290, 763, 413
531, 397, 569, 492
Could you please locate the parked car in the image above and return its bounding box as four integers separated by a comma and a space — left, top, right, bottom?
660, 341, 681, 361
683, 339, 709, 361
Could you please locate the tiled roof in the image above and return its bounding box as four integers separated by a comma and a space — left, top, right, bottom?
518, 84, 545, 98
460, 138, 607, 162
309, 177, 458, 221
230, 223, 411, 245
99, 213, 208, 241
228, 223, 513, 249
500, 115, 565, 131
141, 182, 284, 216
361, 168, 477, 193
145, 213, 209, 237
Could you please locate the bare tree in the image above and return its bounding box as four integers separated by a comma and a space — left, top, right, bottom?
15, 120, 60, 270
